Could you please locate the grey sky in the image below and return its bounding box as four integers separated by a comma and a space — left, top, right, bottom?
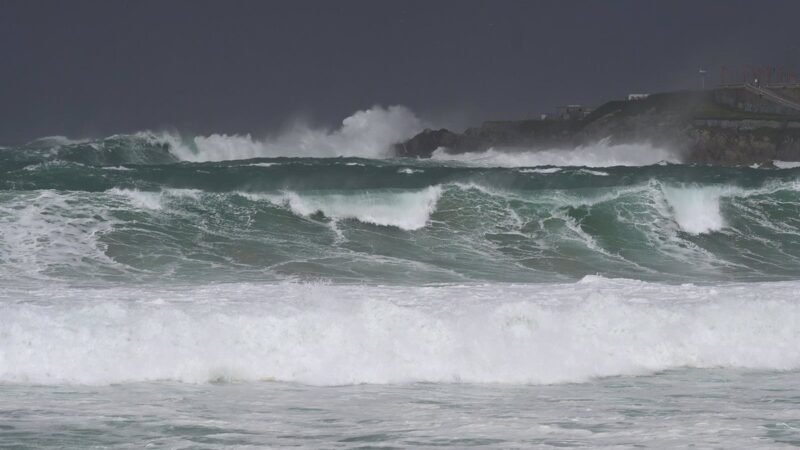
1, 0, 799, 144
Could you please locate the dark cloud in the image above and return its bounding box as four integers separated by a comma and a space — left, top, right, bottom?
1, 0, 798, 143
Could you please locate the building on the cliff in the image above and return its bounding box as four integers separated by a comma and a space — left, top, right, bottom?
628, 93, 650, 100
559, 105, 592, 120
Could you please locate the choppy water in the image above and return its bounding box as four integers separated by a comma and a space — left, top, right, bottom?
4, 370, 800, 448
2, 131, 800, 448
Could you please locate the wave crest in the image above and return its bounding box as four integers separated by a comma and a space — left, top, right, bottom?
247, 186, 442, 231
431, 139, 681, 167
3, 280, 800, 385
169, 105, 423, 161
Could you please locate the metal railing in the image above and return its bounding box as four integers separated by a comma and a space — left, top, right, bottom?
743, 83, 800, 112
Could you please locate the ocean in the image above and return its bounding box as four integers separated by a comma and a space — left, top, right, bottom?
2, 124, 800, 448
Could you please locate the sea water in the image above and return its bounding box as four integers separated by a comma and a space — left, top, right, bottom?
2, 111, 800, 448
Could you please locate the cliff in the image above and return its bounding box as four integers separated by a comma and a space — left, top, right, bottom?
396, 87, 800, 166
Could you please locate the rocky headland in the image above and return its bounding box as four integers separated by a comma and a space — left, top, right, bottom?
395, 86, 800, 166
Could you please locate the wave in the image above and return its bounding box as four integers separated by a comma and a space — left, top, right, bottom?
2, 278, 799, 385
518, 167, 563, 174
167, 105, 423, 161
4, 162, 800, 284
431, 139, 681, 167
25, 136, 90, 147
774, 160, 800, 169
0, 105, 423, 167
247, 186, 442, 231
660, 185, 729, 234
1, 133, 179, 168
0, 190, 119, 280
106, 187, 203, 210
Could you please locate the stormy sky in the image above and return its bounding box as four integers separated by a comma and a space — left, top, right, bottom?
1, 0, 799, 144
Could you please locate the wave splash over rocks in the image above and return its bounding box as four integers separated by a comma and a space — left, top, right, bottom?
167, 105, 423, 161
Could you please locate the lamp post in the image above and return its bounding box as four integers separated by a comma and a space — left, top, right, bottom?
699, 68, 707, 90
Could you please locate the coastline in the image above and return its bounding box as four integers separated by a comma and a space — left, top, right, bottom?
396, 86, 800, 166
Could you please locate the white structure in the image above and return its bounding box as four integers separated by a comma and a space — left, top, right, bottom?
628, 93, 649, 101
559, 105, 592, 120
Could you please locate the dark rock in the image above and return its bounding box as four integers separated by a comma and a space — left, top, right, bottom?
393, 128, 462, 158
393, 88, 800, 166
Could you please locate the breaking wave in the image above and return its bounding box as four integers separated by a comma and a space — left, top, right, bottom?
431, 140, 681, 167
167, 105, 423, 161
4, 135, 800, 389
248, 186, 442, 231
0, 105, 423, 168
661, 185, 728, 234
2, 279, 800, 385
3, 164, 800, 284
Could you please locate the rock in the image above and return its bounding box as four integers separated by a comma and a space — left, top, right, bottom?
393, 88, 800, 166
393, 128, 462, 158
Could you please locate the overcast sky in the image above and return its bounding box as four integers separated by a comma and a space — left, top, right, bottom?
1, 0, 799, 144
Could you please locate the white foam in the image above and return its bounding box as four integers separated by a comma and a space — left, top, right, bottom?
248, 187, 442, 231
168, 105, 423, 161
106, 188, 162, 210
163, 188, 204, 200
107, 188, 164, 210
397, 167, 423, 174
105, 188, 204, 211
431, 139, 680, 167
0, 191, 117, 279
774, 160, 800, 169
25, 136, 89, 147
518, 167, 563, 174
577, 169, 609, 176
22, 161, 76, 171
661, 185, 729, 235
2, 278, 800, 386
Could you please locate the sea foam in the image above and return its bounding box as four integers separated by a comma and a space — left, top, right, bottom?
0, 190, 117, 279
2, 278, 799, 386
431, 139, 681, 167
660, 185, 728, 235
166, 105, 423, 161
245, 186, 442, 231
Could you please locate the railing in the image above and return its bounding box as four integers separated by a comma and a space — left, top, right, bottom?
743, 83, 800, 112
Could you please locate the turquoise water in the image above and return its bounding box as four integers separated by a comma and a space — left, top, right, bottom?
4, 134, 800, 284
2, 133, 800, 448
